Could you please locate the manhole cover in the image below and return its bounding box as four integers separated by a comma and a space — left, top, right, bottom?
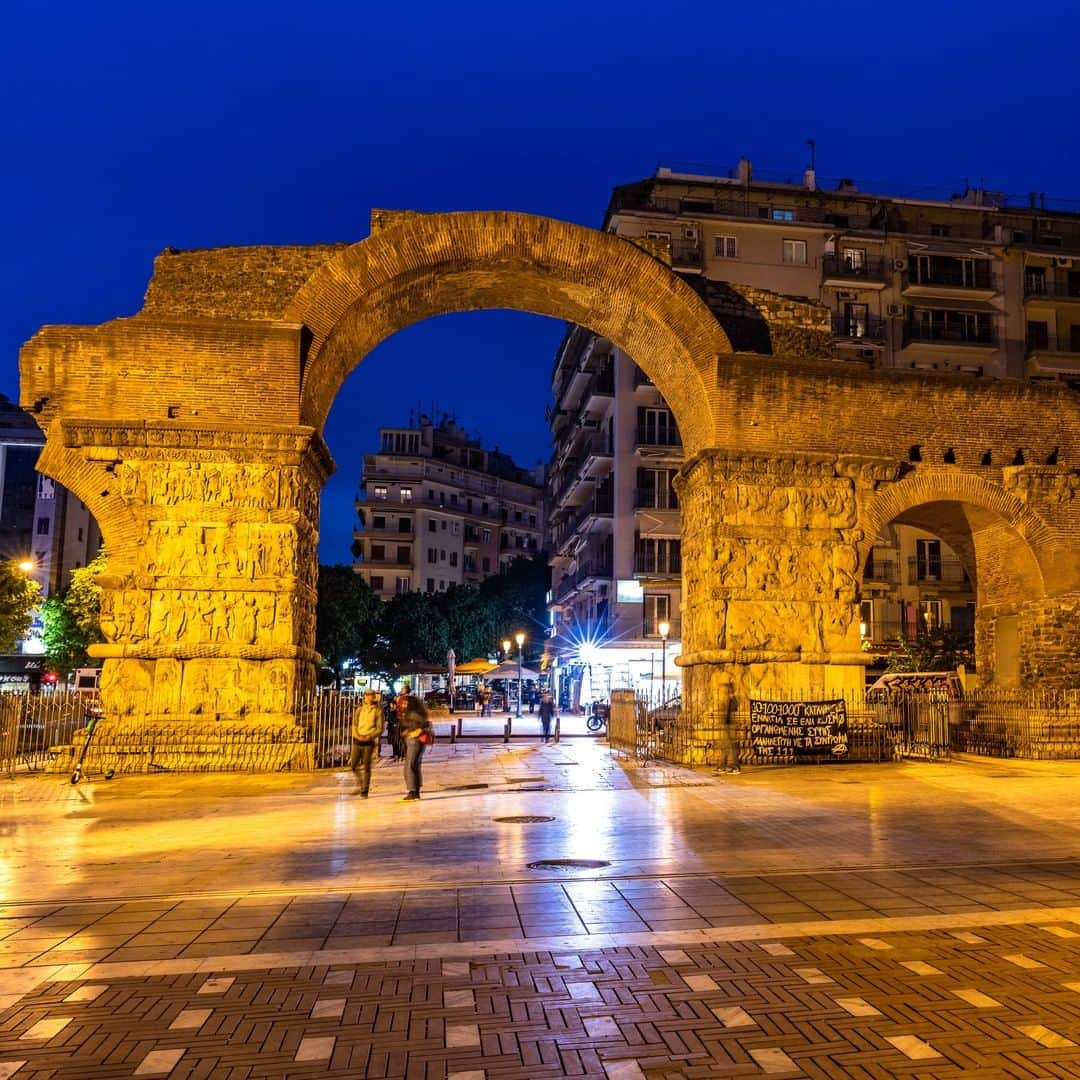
493, 815, 556, 823
506, 776, 546, 784
527, 858, 611, 870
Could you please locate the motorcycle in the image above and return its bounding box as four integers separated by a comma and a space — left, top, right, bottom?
586, 702, 609, 733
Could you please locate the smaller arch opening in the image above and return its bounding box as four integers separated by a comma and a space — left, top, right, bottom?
909, 444, 923, 462
1047, 446, 1060, 466
981, 450, 993, 466
1012, 449, 1026, 466
943, 448, 956, 464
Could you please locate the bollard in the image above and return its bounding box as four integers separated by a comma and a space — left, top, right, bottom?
503, 721, 510, 743
456, 716, 463, 740
553, 716, 560, 745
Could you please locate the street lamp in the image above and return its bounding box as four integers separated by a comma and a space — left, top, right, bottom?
16, 559, 33, 574
514, 631, 525, 719
658, 620, 670, 704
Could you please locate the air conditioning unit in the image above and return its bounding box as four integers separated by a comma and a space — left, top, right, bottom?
893, 258, 907, 271
837, 290, 857, 301
887, 303, 904, 318
1054, 257, 1074, 269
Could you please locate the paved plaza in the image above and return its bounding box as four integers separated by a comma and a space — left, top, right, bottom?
4, 740, 1080, 1077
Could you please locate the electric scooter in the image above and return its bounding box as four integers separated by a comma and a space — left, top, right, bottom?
70, 704, 114, 784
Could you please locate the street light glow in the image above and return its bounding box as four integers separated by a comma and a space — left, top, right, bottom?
16, 560, 34, 574
658, 620, 670, 640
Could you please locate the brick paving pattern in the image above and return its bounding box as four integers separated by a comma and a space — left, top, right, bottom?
3, 922, 1080, 1077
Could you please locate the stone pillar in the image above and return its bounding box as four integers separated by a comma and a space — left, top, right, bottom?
675, 451, 882, 717
49, 420, 329, 770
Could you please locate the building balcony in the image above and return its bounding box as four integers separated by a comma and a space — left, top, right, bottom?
831, 314, 888, 343
1023, 279, 1080, 302
357, 556, 412, 569
633, 552, 682, 577
903, 322, 997, 348
862, 559, 900, 585
670, 239, 703, 272
901, 268, 995, 299
642, 616, 682, 641
553, 558, 613, 602
1026, 347, 1080, 378
580, 432, 613, 461
906, 557, 970, 587
634, 489, 679, 511
822, 254, 890, 287
635, 426, 682, 450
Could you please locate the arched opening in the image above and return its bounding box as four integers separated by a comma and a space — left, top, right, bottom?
858, 477, 1053, 687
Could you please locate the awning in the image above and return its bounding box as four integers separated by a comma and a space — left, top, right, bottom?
454, 657, 497, 675
478, 660, 541, 682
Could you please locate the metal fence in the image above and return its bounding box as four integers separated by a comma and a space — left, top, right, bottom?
5, 685, 1080, 779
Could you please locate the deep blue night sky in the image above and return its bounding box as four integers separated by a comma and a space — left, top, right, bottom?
4, 0, 1077, 560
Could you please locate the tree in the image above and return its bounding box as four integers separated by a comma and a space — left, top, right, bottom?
478, 555, 550, 661
40, 549, 107, 676
379, 590, 450, 668
0, 561, 42, 654
315, 565, 383, 689
885, 626, 975, 674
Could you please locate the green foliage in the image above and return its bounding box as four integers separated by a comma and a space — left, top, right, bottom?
41, 550, 107, 676
315, 565, 383, 688
885, 626, 975, 674
0, 561, 42, 654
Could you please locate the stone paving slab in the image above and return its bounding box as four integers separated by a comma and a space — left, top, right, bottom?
3, 921, 1080, 1078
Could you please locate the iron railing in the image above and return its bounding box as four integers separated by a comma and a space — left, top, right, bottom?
1023, 278, 1080, 300
903, 321, 997, 347
633, 488, 679, 510
822, 254, 891, 282
906, 557, 970, 585
831, 314, 888, 342
635, 426, 682, 449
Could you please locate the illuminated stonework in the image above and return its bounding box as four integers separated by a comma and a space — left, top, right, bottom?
18, 211, 1080, 768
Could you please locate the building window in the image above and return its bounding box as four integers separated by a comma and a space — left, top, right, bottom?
1024, 267, 1047, 296
635, 536, 681, 575
450, 493, 458, 506
399, 517, 411, 533
370, 575, 384, 590
636, 468, 678, 509
428, 519, 437, 532
428, 547, 437, 563
441, 520, 447, 530
396, 545, 410, 563
1027, 321, 1049, 351
373, 485, 387, 500
482, 528, 491, 543
529, 514, 537, 526
771, 208, 795, 222
481, 502, 489, 515
482, 557, 490, 572
396, 576, 410, 595
36, 517, 49, 535
451, 522, 459, 535
371, 544, 385, 560
643, 593, 671, 637
841, 247, 866, 271
714, 235, 738, 258
400, 486, 413, 503
77, 527, 83, 541
427, 578, 435, 592
449, 552, 458, 567
515, 510, 523, 522
372, 515, 386, 529
782, 239, 807, 265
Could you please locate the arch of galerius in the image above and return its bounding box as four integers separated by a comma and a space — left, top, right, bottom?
18, 208, 1080, 769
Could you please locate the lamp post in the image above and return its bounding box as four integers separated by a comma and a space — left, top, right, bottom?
658, 620, 670, 704
515, 631, 525, 719
502, 640, 511, 715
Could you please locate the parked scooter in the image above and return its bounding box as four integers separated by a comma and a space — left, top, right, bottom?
70, 703, 114, 784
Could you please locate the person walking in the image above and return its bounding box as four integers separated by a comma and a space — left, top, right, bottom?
390, 686, 409, 760
349, 690, 383, 797
400, 695, 434, 801
538, 690, 556, 743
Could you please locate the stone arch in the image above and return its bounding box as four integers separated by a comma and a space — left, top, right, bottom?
856, 470, 1059, 599
285, 210, 731, 456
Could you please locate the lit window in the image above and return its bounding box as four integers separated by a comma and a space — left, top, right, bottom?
373, 485, 387, 500
782, 239, 807, 265
772, 208, 795, 222
400, 486, 413, 503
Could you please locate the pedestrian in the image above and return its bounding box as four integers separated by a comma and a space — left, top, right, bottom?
528, 685, 537, 714
538, 690, 556, 743
714, 676, 741, 775
390, 685, 409, 760
349, 690, 383, 797
478, 684, 491, 717
400, 695, 434, 801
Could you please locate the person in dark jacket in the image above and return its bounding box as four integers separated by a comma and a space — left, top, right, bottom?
400, 696, 433, 801
349, 691, 383, 797
538, 691, 556, 743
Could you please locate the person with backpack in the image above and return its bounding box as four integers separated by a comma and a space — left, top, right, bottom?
400, 695, 434, 801
349, 690, 384, 797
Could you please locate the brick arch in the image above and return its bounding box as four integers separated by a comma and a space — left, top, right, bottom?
857, 470, 1059, 598
285, 211, 731, 456
35, 425, 143, 570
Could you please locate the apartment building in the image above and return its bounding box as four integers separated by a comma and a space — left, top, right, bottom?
354, 414, 544, 598
549, 159, 1080, 694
